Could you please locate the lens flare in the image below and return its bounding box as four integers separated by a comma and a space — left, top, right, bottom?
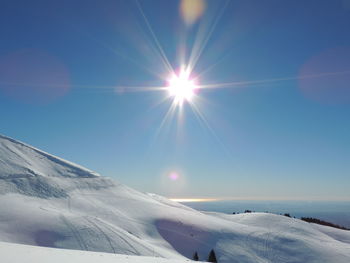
168, 172, 179, 181
180, 0, 206, 26
167, 67, 198, 105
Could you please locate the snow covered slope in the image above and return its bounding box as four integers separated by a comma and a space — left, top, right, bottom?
0, 242, 199, 263
0, 134, 350, 263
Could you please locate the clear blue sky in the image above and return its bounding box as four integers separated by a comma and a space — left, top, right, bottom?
1, 0, 350, 200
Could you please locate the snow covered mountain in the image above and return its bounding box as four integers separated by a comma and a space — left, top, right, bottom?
0, 134, 350, 263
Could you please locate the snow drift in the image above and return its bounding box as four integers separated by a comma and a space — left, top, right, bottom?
0, 134, 349, 263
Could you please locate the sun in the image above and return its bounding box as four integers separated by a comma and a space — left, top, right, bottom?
167, 67, 198, 105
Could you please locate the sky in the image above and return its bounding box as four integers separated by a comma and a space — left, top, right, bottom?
0, 0, 350, 200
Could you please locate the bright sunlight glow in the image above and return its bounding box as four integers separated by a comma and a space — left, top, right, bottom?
167, 67, 197, 105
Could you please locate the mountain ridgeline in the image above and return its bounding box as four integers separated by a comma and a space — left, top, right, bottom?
0, 134, 350, 263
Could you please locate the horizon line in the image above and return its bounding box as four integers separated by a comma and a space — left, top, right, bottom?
169, 197, 350, 203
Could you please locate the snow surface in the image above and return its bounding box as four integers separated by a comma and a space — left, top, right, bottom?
0, 134, 350, 263
0, 242, 199, 263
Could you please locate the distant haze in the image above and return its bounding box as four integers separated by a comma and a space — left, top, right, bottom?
184, 200, 350, 228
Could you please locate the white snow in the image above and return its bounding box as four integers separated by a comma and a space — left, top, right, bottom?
0, 134, 350, 263
0, 242, 199, 263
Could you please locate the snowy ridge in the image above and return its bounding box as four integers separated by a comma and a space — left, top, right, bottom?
0, 134, 99, 179
0, 134, 350, 263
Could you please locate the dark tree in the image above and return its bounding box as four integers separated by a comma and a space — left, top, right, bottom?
193, 251, 199, 261
208, 249, 217, 262
301, 217, 349, 230
284, 213, 291, 217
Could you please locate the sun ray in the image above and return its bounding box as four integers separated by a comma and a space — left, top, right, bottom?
195, 48, 236, 79
187, 0, 231, 74
135, 0, 174, 75
3, 69, 348, 96
197, 69, 350, 90
72, 25, 167, 80
152, 99, 178, 143
188, 98, 231, 156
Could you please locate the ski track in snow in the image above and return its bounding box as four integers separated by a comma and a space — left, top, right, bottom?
59, 214, 89, 251
84, 216, 117, 254
1, 134, 350, 263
